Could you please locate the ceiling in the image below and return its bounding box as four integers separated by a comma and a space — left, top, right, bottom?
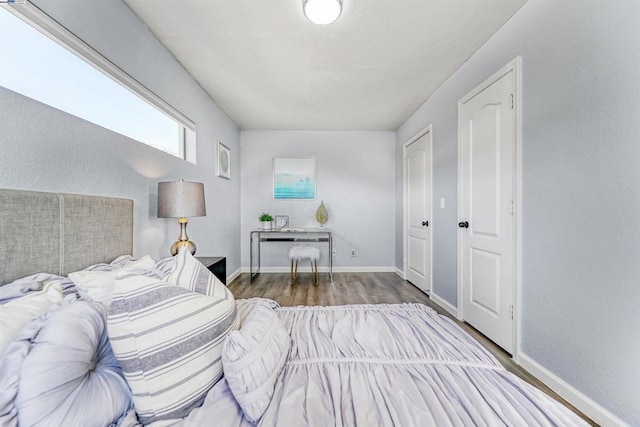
123, 0, 527, 131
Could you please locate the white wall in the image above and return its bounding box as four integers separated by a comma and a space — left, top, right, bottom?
0, 0, 242, 275
396, 0, 640, 424
241, 131, 396, 271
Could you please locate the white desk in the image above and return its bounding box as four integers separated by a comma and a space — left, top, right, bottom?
250, 228, 333, 281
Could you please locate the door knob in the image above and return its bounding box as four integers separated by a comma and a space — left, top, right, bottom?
421, 221, 429, 227
458, 221, 469, 228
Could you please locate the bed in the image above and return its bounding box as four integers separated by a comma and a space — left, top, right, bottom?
0, 189, 588, 426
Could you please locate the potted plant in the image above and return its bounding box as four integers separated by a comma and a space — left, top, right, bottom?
259, 212, 273, 230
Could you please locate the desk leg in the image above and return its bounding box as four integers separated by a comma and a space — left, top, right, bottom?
250, 232, 261, 281
250, 232, 254, 280
329, 233, 333, 282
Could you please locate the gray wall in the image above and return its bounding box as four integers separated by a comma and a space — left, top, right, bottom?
396, 0, 640, 424
3, 0, 637, 423
241, 131, 396, 271
0, 0, 242, 274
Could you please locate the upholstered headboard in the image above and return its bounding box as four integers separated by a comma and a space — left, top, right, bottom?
0, 188, 133, 284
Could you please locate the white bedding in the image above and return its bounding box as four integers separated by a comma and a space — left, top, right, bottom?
272, 303, 586, 426
2, 259, 588, 427
124, 300, 587, 427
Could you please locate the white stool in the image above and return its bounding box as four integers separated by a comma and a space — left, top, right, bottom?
288, 245, 320, 286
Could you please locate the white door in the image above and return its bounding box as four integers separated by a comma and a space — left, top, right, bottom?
459, 63, 517, 353
404, 127, 432, 293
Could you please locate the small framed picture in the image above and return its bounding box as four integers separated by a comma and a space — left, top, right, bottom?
274, 215, 289, 229
217, 142, 230, 179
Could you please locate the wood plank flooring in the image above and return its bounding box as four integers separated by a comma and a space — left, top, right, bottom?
229, 271, 596, 426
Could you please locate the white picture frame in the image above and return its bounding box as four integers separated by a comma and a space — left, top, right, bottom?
217, 142, 231, 179
274, 215, 289, 229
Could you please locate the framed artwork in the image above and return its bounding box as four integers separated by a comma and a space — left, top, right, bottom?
273, 157, 316, 200
274, 215, 289, 229
217, 142, 230, 179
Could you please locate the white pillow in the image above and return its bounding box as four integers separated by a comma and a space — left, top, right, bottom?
222, 301, 290, 423
107, 273, 238, 425
167, 248, 227, 297
69, 256, 158, 308
69, 270, 117, 308
0, 281, 63, 355
122, 255, 156, 271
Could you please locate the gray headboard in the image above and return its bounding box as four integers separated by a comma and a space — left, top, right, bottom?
0, 188, 133, 284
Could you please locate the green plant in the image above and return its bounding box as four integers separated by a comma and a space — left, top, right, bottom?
259, 212, 273, 222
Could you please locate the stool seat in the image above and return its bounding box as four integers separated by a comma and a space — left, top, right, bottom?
288, 246, 320, 285
288, 246, 320, 261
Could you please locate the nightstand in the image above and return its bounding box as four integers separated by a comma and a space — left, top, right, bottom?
196, 256, 226, 285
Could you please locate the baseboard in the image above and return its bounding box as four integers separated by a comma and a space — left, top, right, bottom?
394, 267, 405, 279
518, 353, 628, 427
430, 292, 458, 317
240, 266, 396, 274
250, 266, 321, 273
333, 266, 395, 273
226, 267, 241, 284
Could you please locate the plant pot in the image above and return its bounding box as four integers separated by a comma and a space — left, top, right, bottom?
261, 221, 272, 230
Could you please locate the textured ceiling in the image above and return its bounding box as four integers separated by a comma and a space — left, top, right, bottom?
124, 0, 527, 131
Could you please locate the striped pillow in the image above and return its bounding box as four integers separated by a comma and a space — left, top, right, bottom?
167, 248, 226, 296
106, 273, 238, 424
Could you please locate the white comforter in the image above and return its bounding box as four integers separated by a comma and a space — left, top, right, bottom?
125, 300, 586, 427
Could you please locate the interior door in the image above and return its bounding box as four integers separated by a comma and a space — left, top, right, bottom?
405, 129, 432, 293
459, 67, 515, 353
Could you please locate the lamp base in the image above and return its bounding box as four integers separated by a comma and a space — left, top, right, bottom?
170, 240, 196, 256
170, 217, 197, 256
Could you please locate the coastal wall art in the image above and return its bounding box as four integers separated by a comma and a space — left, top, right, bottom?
273, 157, 316, 200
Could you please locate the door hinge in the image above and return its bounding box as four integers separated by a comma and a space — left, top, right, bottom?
509, 200, 515, 215
509, 93, 514, 109
509, 305, 514, 320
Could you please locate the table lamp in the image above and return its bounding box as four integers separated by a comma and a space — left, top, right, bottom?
157, 180, 206, 256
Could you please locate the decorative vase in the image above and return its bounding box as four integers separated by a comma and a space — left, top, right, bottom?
315, 201, 328, 227
261, 220, 272, 230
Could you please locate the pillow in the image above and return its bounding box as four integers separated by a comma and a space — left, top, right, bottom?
107, 273, 238, 425
167, 248, 227, 297
155, 256, 177, 279
108, 254, 154, 270
0, 300, 132, 427
0, 280, 63, 355
109, 254, 135, 268
69, 270, 117, 308
69, 256, 159, 308
122, 255, 156, 271
222, 301, 290, 423
236, 297, 280, 327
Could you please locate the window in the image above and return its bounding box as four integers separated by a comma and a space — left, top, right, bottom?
0, 4, 195, 160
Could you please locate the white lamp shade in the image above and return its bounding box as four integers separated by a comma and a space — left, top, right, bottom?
157, 181, 206, 218
303, 0, 342, 25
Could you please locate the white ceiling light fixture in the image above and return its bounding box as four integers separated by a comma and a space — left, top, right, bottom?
303, 0, 342, 25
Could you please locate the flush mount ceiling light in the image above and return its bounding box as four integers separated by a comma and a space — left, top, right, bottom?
303, 0, 342, 25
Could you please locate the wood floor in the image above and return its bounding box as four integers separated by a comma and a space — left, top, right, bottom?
229, 271, 596, 426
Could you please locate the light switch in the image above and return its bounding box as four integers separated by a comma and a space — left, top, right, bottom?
440, 198, 446, 209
